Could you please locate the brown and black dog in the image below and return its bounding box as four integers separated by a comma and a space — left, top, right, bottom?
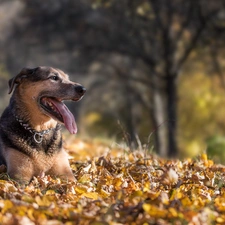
0, 66, 86, 184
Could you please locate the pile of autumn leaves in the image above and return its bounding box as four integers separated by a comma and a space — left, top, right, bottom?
0, 140, 225, 224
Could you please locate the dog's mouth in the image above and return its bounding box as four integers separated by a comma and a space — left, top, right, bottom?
39, 97, 77, 134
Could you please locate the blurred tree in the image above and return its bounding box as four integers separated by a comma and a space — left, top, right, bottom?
83, 56, 148, 148
82, 0, 224, 157
0, 64, 11, 112
3, 0, 225, 157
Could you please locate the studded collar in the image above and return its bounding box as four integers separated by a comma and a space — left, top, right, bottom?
15, 116, 54, 143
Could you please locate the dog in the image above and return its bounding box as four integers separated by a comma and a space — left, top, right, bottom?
0, 66, 86, 184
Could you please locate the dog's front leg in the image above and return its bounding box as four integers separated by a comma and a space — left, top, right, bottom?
47, 150, 75, 182
5, 148, 34, 184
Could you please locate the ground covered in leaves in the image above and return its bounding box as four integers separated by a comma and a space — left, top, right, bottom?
0, 139, 225, 224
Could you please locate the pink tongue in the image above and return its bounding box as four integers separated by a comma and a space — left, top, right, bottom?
49, 99, 77, 134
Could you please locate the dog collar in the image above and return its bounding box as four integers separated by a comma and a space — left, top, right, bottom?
15, 116, 54, 144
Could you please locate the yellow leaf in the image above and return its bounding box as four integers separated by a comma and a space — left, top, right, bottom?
35, 196, 55, 207
181, 196, 192, 207
168, 207, 178, 217
131, 190, 143, 198
45, 190, 56, 195
170, 189, 183, 200
201, 153, 207, 161
27, 209, 35, 221
114, 177, 123, 190
75, 185, 88, 194
100, 188, 110, 198
78, 174, 92, 184
2, 200, 13, 213
82, 192, 98, 200
142, 203, 151, 212
216, 217, 225, 223
116, 190, 123, 200
146, 191, 160, 200
21, 195, 35, 203
143, 203, 167, 218
143, 182, 150, 192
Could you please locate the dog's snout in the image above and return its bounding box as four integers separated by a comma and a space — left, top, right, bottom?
75, 85, 86, 96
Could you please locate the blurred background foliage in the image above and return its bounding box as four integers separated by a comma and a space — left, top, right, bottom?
0, 0, 225, 161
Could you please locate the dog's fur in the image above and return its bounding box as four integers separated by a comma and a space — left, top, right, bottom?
0, 66, 85, 184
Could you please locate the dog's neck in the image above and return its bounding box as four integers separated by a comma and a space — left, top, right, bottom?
15, 116, 56, 144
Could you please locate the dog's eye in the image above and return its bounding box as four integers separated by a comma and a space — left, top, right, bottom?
50, 76, 59, 81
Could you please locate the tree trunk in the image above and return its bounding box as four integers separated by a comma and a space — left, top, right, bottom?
150, 76, 168, 157
125, 84, 139, 149
124, 90, 137, 149
166, 75, 177, 157
150, 74, 178, 158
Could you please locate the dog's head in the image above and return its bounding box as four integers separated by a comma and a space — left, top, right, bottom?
8, 66, 86, 134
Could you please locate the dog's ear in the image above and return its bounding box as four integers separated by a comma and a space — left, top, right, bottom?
8, 67, 36, 94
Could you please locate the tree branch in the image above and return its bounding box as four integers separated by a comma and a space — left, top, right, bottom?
175, 5, 218, 72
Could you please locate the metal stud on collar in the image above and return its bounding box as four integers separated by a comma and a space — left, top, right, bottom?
34, 132, 44, 143
33, 130, 52, 143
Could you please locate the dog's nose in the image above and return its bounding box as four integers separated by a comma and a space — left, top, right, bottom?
75, 85, 86, 96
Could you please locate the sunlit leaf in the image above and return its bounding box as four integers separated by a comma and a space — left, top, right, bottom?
81, 192, 99, 200
143, 203, 168, 218
1, 200, 13, 213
